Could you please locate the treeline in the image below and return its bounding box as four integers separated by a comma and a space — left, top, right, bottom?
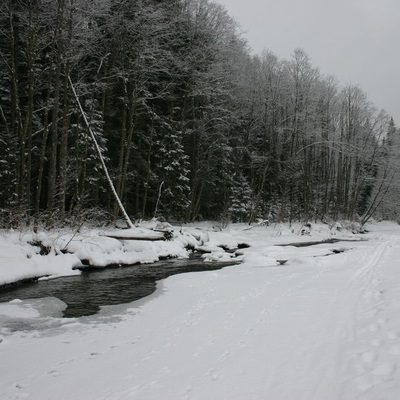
0, 0, 399, 228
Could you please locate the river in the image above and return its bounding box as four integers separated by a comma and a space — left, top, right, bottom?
0, 257, 238, 318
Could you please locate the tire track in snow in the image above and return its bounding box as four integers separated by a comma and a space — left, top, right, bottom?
341, 239, 400, 399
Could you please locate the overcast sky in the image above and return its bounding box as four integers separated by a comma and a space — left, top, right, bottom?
217, 0, 400, 124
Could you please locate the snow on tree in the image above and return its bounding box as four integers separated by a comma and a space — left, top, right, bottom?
228, 172, 252, 222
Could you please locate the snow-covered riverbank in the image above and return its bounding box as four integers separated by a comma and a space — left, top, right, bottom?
1, 221, 400, 399
0, 220, 349, 286
0, 221, 209, 286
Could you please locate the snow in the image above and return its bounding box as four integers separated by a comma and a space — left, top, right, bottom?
0, 225, 191, 286
1, 221, 400, 399
0, 232, 82, 285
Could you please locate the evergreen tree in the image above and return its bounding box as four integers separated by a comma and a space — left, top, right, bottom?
228, 172, 252, 222
153, 123, 190, 220
0, 0, 396, 227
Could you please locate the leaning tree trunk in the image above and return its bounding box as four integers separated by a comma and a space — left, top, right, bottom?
68, 76, 134, 229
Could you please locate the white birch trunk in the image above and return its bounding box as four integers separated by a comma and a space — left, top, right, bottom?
68, 75, 134, 229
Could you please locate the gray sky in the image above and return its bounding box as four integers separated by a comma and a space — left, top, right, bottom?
218, 0, 400, 124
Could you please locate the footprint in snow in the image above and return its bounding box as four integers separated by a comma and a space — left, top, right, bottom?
57, 358, 75, 366
245, 327, 255, 336
217, 351, 231, 361
206, 368, 219, 381
180, 385, 193, 398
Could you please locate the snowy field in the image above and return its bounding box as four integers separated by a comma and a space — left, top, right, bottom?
1, 221, 400, 399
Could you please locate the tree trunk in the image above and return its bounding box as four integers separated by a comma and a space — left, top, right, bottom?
46, 0, 65, 225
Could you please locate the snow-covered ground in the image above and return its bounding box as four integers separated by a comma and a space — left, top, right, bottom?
1, 221, 400, 399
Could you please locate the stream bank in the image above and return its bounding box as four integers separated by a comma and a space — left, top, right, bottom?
0, 255, 240, 318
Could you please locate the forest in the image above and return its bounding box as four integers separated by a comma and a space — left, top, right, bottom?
1, 0, 400, 229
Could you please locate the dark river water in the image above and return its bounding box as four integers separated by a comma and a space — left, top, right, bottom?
0, 257, 238, 318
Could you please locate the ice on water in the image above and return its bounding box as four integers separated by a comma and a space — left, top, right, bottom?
0, 297, 67, 333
